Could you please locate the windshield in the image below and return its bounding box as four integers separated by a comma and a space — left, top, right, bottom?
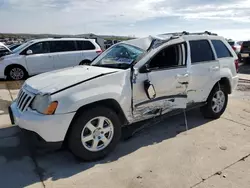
9, 44, 21, 51
12, 41, 34, 53
91, 43, 145, 69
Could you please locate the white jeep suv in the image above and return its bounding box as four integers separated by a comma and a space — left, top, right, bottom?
0, 38, 102, 80
9, 31, 239, 161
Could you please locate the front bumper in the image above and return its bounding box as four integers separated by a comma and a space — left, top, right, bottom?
0, 64, 6, 79
9, 101, 76, 143
20, 128, 63, 151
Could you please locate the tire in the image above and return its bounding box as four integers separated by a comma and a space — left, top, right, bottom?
79, 60, 91, 66
6, 66, 27, 80
201, 85, 228, 119
68, 106, 121, 161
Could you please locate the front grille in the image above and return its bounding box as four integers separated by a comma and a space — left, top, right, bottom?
16, 88, 35, 112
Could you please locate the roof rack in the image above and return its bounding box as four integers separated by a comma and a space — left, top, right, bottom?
161, 31, 218, 36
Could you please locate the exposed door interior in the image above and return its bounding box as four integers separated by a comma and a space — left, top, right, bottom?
132, 42, 189, 121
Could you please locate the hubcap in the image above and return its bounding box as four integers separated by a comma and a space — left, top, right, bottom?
10, 68, 24, 80
81, 116, 114, 152
212, 90, 225, 113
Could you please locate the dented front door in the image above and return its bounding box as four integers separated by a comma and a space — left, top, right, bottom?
132, 67, 190, 121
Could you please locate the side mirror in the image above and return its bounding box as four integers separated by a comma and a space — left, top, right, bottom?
26, 49, 33, 55
139, 64, 151, 73
144, 80, 156, 100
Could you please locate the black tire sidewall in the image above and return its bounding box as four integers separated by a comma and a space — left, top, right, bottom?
202, 86, 228, 118
68, 106, 121, 161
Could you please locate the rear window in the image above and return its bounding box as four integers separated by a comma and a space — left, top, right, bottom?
189, 40, 215, 63
76, 41, 96, 50
242, 41, 250, 47
211, 40, 232, 58
228, 41, 235, 46
50, 41, 76, 52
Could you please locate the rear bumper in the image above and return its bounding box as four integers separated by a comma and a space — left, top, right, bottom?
239, 53, 250, 61
232, 76, 239, 91
0, 64, 6, 79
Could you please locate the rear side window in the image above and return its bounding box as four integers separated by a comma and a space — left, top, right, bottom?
76, 41, 96, 50
50, 41, 76, 53
189, 40, 215, 63
212, 40, 232, 58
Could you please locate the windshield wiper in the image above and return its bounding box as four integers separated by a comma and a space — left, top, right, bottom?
92, 63, 130, 69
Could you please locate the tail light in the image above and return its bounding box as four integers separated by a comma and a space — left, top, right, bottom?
232, 46, 236, 51
96, 50, 102, 54
234, 59, 239, 73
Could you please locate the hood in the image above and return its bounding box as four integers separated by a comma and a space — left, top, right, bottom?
0, 42, 11, 53
25, 66, 120, 94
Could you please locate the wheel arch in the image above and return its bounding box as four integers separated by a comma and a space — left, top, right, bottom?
218, 77, 232, 94
64, 98, 128, 144
79, 59, 92, 65
4, 64, 28, 76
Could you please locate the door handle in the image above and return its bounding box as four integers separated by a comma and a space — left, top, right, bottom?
210, 66, 219, 71
176, 73, 189, 78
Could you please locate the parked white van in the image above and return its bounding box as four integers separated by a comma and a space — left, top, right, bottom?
0, 38, 102, 80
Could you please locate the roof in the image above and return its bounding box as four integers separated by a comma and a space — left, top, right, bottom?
121, 32, 224, 51
29, 38, 94, 43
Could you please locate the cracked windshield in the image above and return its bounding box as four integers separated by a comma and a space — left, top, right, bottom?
1, 0, 250, 188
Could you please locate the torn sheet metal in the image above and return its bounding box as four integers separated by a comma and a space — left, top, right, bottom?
133, 96, 188, 120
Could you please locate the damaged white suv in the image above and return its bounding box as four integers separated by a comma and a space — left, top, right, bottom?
9, 31, 239, 161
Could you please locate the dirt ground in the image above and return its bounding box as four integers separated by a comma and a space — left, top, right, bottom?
0, 64, 250, 188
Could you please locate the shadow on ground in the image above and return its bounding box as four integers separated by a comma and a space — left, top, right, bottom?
0, 109, 213, 187
238, 63, 250, 75
0, 99, 11, 115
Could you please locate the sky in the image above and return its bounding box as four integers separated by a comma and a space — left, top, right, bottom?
1, 0, 250, 40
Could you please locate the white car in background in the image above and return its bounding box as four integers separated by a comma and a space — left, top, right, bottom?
228, 41, 242, 54
0, 38, 102, 80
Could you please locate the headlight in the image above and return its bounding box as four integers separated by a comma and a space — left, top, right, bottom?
31, 94, 58, 115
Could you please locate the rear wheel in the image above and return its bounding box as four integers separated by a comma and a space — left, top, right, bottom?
7, 66, 27, 80
68, 106, 121, 161
201, 85, 228, 119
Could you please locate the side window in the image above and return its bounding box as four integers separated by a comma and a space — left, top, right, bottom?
212, 40, 232, 58
148, 43, 186, 70
189, 40, 215, 63
26, 42, 50, 54
76, 41, 96, 50
50, 41, 76, 53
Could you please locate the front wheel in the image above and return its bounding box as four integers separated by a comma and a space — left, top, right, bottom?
7, 66, 27, 80
68, 106, 121, 161
201, 85, 228, 119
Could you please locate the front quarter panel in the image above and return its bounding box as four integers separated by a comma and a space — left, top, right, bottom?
52, 69, 133, 122
1, 54, 28, 72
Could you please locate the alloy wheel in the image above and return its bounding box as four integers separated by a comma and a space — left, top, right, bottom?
81, 116, 114, 152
